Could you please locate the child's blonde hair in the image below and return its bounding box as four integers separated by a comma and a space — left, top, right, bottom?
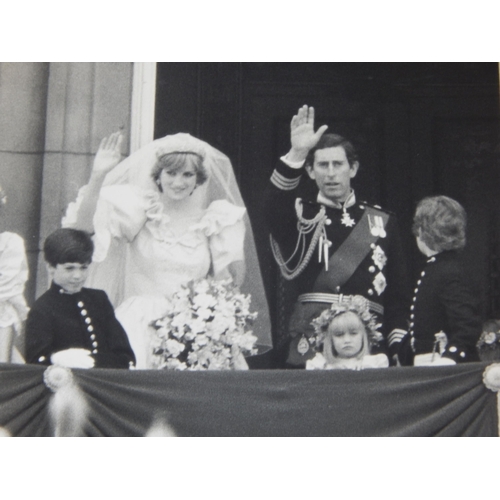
311, 295, 383, 361
323, 311, 371, 363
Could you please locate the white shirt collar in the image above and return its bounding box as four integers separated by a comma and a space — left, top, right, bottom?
317, 190, 356, 209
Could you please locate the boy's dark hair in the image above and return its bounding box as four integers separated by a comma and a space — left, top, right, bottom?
43, 228, 94, 267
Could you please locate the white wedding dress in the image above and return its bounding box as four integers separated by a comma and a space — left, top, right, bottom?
65, 184, 246, 368
63, 133, 272, 368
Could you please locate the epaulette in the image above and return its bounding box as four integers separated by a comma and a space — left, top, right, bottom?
359, 201, 395, 216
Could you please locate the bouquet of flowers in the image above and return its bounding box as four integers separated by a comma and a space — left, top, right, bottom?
150, 279, 258, 370
477, 319, 500, 362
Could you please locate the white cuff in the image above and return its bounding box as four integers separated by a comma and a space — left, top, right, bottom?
280, 154, 305, 170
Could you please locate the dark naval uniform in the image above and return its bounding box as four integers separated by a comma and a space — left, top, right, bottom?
267, 159, 410, 366
26, 282, 136, 369
398, 251, 481, 365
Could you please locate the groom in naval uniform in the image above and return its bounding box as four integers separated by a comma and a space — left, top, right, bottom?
267, 105, 410, 367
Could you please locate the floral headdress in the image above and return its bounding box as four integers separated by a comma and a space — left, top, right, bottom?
309, 295, 383, 351
476, 319, 500, 362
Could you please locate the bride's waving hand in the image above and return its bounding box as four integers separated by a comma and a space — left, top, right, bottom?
73, 131, 123, 233
93, 132, 123, 177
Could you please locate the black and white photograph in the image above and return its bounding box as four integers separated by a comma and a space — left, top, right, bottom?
1, 61, 499, 440
1, 5, 500, 496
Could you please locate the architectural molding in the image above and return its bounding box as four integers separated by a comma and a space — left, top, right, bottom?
130, 62, 157, 152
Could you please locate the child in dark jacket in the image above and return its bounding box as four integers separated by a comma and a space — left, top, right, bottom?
26, 228, 135, 369
398, 196, 481, 366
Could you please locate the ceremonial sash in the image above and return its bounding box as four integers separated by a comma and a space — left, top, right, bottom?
313, 206, 390, 292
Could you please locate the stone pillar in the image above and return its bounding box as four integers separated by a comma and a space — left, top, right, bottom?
0, 62, 50, 303
37, 62, 133, 296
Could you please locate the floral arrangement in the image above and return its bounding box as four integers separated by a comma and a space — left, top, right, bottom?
309, 295, 384, 352
150, 279, 258, 370
477, 320, 500, 361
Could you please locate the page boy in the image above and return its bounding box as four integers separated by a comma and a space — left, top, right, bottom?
26, 228, 135, 369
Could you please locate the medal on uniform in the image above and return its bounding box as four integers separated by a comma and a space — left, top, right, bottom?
297, 335, 310, 355
368, 214, 386, 238
341, 210, 356, 227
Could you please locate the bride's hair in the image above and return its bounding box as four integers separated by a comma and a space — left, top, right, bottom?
151, 152, 208, 191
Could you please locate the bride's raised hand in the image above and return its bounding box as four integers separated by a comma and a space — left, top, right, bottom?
92, 132, 123, 177
289, 105, 328, 162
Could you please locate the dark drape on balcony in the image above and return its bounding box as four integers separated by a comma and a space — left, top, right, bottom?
0, 362, 497, 437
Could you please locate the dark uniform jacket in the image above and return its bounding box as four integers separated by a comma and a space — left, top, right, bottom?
26, 282, 136, 369
267, 159, 410, 358
399, 251, 481, 364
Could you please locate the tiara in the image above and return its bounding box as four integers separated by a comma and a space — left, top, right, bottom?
154, 133, 207, 161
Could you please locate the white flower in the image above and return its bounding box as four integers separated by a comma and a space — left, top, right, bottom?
205, 327, 221, 342
193, 292, 216, 310
484, 332, 497, 345
215, 300, 237, 319
207, 315, 233, 335
165, 338, 185, 358
231, 331, 258, 352
196, 307, 213, 321
165, 358, 187, 370
155, 326, 170, 339
187, 351, 199, 364
193, 334, 209, 347
193, 280, 210, 294
189, 317, 207, 334
171, 310, 193, 331
183, 330, 196, 341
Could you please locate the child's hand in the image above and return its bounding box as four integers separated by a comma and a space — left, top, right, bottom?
50, 348, 95, 369
414, 353, 456, 366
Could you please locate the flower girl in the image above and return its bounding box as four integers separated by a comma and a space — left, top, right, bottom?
306, 295, 389, 370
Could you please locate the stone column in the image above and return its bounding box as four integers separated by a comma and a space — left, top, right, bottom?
37, 62, 133, 296
0, 62, 50, 303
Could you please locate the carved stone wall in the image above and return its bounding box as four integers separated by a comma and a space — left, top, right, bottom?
0, 62, 134, 302
0, 62, 50, 302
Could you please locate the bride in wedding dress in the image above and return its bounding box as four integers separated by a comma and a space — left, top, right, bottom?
63, 132, 272, 368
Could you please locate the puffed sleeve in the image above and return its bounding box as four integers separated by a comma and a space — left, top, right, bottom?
195, 200, 246, 276
0, 232, 29, 326
63, 185, 155, 263
0, 232, 28, 300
